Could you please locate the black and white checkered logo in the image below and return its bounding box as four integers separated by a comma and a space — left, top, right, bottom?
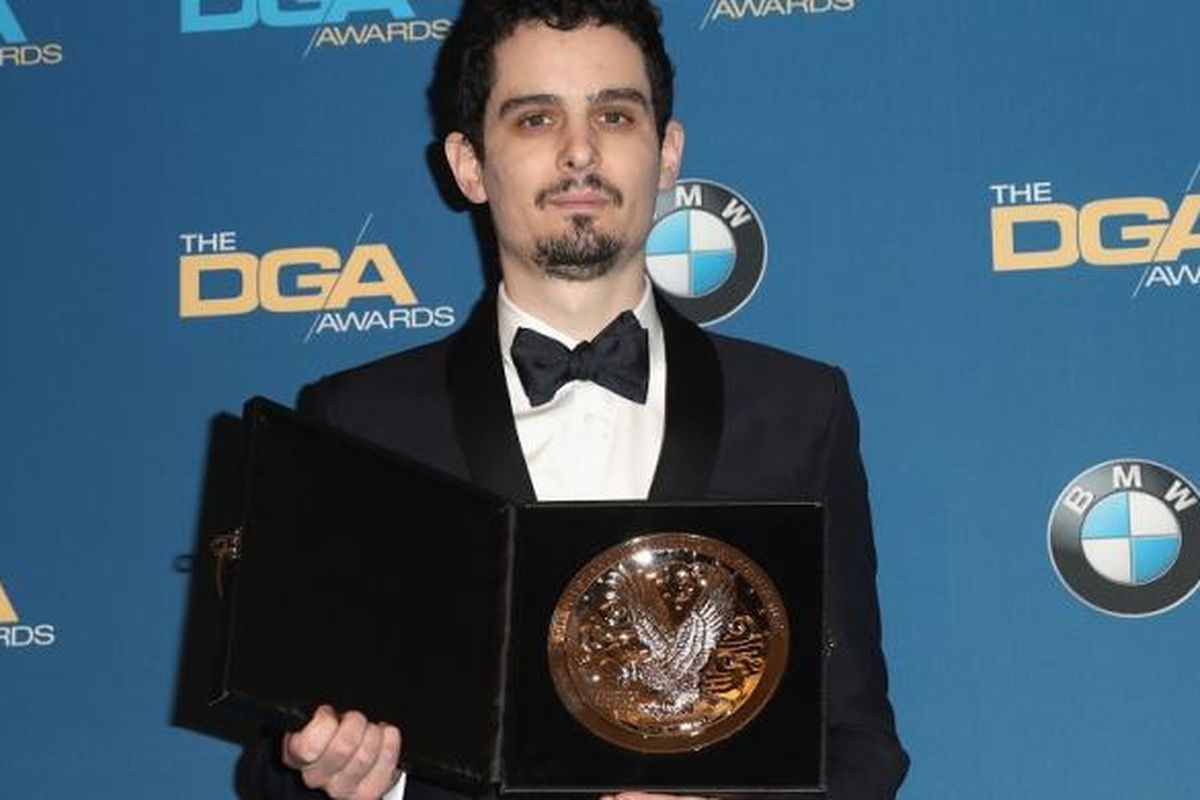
646, 179, 766, 325
1048, 459, 1200, 616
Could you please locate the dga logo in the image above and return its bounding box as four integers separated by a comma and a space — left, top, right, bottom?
1048, 460, 1200, 616
178, 224, 455, 339
700, 0, 856, 29
181, 0, 450, 50
0, 0, 64, 67
647, 179, 766, 325
0, 576, 56, 648
989, 180, 1200, 295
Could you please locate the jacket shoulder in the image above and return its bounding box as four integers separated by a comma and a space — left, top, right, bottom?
294, 335, 466, 479
708, 332, 849, 411
298, 336, 452, 420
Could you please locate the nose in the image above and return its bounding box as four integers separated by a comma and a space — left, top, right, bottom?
557, 117, 598, 172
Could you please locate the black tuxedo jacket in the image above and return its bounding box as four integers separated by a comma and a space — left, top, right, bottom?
246, 293, 908, 800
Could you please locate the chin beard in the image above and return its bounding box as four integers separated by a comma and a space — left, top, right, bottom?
533, 215, 624, 281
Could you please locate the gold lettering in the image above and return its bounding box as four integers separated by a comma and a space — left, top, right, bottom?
1154, 194, 1200, 262
1078, 197, 1168, 266
259, 247, 340, 312
991, 203, 1078, 271
326, 244, 417, 308
179, 252, 258, 317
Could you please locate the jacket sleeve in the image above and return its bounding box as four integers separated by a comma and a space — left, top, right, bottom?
237, 734, 329, 800
816, 368, 909, 799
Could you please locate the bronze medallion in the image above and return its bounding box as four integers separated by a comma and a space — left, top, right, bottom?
547, 532, 789, 753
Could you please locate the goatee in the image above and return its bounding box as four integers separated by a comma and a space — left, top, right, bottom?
533, 215, 623, 281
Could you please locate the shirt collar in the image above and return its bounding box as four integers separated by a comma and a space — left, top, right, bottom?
497, 278, 662, 365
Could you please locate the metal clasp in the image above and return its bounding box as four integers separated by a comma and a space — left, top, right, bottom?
210, 527, 243, 600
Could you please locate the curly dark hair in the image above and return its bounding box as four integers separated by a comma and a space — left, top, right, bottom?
430, 0, 674, 156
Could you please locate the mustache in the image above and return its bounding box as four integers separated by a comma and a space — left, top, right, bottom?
534, 174, 624, 208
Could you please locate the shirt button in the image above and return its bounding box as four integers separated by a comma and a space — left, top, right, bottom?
583, 412, 597, 426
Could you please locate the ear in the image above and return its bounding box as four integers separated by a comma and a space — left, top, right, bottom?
657, 120, 685, 192
444, 132, 488, 204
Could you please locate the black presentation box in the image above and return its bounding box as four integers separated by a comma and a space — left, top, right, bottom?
211, 397, 827, 796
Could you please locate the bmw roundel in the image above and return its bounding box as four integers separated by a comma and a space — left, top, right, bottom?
646, 179, 767, 325
1048, 459, 1200, 616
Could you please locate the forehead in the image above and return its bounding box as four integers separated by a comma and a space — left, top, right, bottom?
487, 22, 651, 108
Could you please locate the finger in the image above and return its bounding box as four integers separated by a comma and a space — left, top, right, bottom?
325, 721, 383, 797
354, 725, 404, 799
283, 705, 339, 769
299, 710, 369, 789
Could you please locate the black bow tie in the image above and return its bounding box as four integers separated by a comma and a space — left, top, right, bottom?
510, 311, 649, 407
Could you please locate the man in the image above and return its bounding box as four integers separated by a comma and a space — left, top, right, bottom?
249, 1, 907, 798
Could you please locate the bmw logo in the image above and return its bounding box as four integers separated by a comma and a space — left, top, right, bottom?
646, 179, 766, 325
1048, 459, 1200, 616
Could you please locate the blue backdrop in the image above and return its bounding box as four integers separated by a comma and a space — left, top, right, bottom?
3, 1, 1199, 797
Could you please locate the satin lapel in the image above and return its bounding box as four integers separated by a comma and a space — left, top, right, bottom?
648, 296, 724, 500
446, 293, 537, 502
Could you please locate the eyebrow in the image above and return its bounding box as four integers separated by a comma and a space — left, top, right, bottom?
496, 87, 650, 119
589, 87, 650, 109
496, 93, 560, 119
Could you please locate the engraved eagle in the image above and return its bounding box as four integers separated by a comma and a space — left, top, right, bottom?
611, 563, 736, 716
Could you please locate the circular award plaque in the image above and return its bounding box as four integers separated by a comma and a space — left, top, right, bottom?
547, 532, 789, 753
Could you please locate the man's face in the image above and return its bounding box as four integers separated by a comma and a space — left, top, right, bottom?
446, 22, 683, 282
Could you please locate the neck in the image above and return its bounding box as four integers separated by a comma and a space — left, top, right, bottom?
500, 256, 647, 340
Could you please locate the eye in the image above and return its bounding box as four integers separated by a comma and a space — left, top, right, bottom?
518, 112, 554, 129
597, 109, 634, 127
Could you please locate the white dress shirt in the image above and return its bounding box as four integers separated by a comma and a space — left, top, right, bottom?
497, 280, 667, 501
